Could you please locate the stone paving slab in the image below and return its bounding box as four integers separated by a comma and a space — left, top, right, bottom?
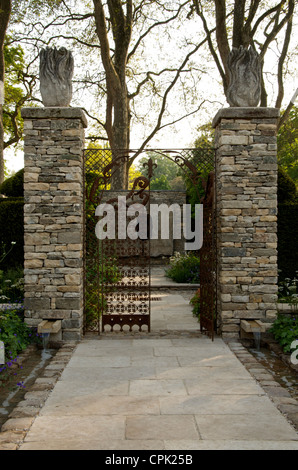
2, 287, 297, 450
18, 334, 298, 450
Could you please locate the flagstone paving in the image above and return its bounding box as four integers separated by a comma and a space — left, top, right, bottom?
1, 268, 298, 450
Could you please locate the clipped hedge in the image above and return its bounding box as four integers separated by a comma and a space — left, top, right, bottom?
278, 203, 298, 281
0, 199, 24, 269
0, 168, 24, 198
278, 167, 296, 204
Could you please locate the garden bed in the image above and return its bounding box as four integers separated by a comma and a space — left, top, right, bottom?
0, 344, 55, 430
260, 333, 298, 375
0, 342, 76, 450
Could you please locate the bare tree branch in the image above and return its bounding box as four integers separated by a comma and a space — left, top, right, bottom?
275, 0, 295, 108
127, 0, 189, 63
133, 37, 209, 157
278, 88, 298, 131
193, 0, 227, 91
259, 1, 295, 61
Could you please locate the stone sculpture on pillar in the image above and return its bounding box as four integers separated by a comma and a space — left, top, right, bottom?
39, 47, 74, 107
226, 46, 261, 107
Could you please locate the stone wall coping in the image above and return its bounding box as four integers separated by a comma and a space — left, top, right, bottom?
212, 107, 280, 128
21, 107, 88, 128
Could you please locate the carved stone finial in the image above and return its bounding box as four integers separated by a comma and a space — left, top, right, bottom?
39, 47, 74, 107
226, 46, 261, 107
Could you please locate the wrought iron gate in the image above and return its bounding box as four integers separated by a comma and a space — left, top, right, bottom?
100, 158, 155, 333
84, 148, 216, 337
84, 151, 154, 333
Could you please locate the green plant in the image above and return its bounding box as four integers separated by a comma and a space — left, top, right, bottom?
0, 308, 42, 390
85, 254, 122, 328
190, 289, 200, 320
0, 168, 24, 198
278, 272, 298, 309
0, 266, 24, 304
278, 167, 297, 204
166, 252, 200, 283
269, 314, 298, 353
150, 175, 171, 190
0, 308, 41, 361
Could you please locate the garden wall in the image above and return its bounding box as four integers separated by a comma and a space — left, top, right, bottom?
213, 107, 280, 339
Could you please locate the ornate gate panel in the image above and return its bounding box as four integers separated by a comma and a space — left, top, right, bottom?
100, 173, 153, 332
84, 150, 154, 333
101, 237, 151, 332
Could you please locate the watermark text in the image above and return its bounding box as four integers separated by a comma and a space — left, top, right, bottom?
95, 196, 203, 250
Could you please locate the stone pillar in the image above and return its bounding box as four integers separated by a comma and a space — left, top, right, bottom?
212, 108, 280, 339
21, 107, 87, 341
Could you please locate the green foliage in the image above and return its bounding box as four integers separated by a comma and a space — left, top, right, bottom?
278, 106, 298, 186
150, 175, 171, 190
0, 168, 24, 197
183, 128, 215, 216
165, 252, 200, 284
278, 203, 298, 281
272, 272, 298, 354
278, 273, 298, 307
169, 176, 185, 191
137, 153, 183, 191
278, 167, 296, 204
85, 259, 122, 328
190, 289, 200, 320
185, 165, 210, 216
3, 41, 26, 148
0, 267, 24, 304
128, 164, 142, 189
269, 314, 298, 353
0, 309, 40, 361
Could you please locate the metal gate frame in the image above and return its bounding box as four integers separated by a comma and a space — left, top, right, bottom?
99, 157, 155, 333
84, 152, 155, 333
83, 148, 217, 337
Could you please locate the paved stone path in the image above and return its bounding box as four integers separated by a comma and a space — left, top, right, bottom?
1, 268, 298, 450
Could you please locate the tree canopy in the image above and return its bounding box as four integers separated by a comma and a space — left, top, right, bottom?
0, 0, 297, 186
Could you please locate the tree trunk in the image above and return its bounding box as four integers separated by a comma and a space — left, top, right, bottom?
110, 86, 130, 190
214, 0, 230, 83
232, 0, 246, 48
0, 0, 11, 184
93, 0, 132, 189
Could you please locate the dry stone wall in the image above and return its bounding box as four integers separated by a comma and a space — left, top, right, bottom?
21, 105, 279, 342
213, 107, 279, 338
21, 107, 87, 341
